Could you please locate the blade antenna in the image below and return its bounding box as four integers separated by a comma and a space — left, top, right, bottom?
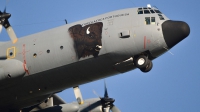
163, 46, 174, 55
65, 19, 67, 24
128, 0, 136, 6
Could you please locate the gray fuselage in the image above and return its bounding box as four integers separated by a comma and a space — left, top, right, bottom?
0, 7, 183, 110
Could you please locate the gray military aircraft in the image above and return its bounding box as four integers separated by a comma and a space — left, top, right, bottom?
0, 4, 190, 112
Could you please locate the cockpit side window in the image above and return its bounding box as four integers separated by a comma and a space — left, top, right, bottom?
151, 17, 156, 24
155, 10, 162, 13
145, 17, 151, 25
145, 17, 156, 25
158, 14, 165, 20
144, 10, 150, 14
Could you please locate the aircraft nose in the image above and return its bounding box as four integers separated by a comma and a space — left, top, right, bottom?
162, 20, 190, 48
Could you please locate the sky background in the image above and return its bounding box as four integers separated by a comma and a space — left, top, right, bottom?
0, 0, 199, 112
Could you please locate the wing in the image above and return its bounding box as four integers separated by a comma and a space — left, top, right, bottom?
52, 94, 66, 105
22, 94, 66, 112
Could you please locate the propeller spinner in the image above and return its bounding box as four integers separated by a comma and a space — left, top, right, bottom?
94, 81, 121, 112
0, 9, 18, 44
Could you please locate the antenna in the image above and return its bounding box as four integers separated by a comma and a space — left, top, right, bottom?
154, 39, 174, 56
153, 5, 158, 9
128, 0, 136, 6
147, 4, 151, 8
65, 19, 67, 24
163, 47, 174, 55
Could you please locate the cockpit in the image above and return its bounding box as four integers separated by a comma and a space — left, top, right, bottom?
137, 7, 162, 14
137, 5, 165, 20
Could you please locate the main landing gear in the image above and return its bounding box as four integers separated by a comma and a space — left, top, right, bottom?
134, 55, 153, 73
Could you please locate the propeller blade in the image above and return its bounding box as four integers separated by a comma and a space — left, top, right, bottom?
103, 107, 110, 112
4, 0, 10, 13
0, 25, 2, 33
6, 26, 18, 43
110, 105, 121, 112
93, 90, 101, 99
104, 80, 109, 98
3, 7, 6, 13
93, 80, 118, 112
0, 0, 17, 43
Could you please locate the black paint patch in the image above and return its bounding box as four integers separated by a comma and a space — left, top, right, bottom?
68, 22, 103, 59
162, 20, 190, 48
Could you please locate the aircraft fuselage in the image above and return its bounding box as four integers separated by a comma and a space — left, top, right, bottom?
0, 6, 190, 110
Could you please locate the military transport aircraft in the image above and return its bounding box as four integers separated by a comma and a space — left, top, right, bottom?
0, 4, 190, 112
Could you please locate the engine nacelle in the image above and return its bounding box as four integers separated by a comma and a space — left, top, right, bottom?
78, 98, 102, 112
33, 103, 79, 112
0, 59, 25, 85
34, 98, 103, 112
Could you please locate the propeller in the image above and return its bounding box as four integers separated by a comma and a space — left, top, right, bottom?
94, 80, 121, 112
0, 1, 18, 44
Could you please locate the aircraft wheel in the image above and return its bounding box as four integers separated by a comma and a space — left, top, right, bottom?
134, 55, 149, 68
140, 60, 153, 73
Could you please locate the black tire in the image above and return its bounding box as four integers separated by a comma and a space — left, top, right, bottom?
134, 55, 149, 68
140, 60, 153, 73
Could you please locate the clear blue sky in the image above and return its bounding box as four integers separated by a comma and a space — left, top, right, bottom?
0, 0, 199, 111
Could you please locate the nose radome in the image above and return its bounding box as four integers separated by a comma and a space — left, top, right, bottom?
162, 20, 190, 48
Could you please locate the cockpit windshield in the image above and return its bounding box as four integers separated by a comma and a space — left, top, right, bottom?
150, 10, 155, 13
144, 10, 150, 14
137, 7, 162, 14
137, 6, 165, 20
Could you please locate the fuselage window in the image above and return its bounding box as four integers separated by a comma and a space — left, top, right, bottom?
145, 17, 151, 25
158, 14, 165, 20
138, 10, 143, 14
144, 10, 150, 14
155, 10, 162, 13
151, 17, 156, 24
150, 10, 155, 13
